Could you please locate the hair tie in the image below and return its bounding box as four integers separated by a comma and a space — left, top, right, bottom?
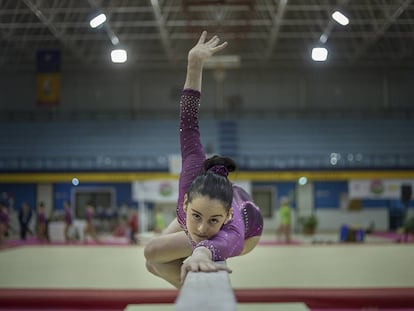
208, 165, 229, 178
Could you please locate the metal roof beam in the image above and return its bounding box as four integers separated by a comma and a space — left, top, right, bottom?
151, 0, 175, 64
351, 0, 413, 63
265, 0, 288, 60
21, 0, 87, 61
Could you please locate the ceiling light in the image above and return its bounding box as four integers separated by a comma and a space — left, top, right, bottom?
319, 34, 328, 44
332, 11, 349, 26
311, 47, 328, 62
111, 49, 127, 63
110, 35, 119, 45
89, 13, 106, 28
298, 177, 308, 186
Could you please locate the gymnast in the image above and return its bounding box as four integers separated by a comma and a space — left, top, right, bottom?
144, 31, 263, 288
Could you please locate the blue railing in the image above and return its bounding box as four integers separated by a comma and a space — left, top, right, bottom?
1, 153, 413, 172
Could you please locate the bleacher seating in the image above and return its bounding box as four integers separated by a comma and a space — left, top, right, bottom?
0, 118, 413, 171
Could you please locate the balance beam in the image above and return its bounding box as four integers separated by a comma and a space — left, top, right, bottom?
175, 269, 236, 311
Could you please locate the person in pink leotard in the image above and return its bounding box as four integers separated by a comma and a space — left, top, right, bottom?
0, 202, 9, 245
63, 200, 73, 243
144, 31, 263, 288
36, 202, 48, 243
83, 202, 100, 244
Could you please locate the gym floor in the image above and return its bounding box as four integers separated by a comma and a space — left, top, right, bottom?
0, 231, 413, 310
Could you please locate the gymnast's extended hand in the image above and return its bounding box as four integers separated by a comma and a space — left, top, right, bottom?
184, 30, 228, 91
180, 247, 232, 283
188, 30, 227, 64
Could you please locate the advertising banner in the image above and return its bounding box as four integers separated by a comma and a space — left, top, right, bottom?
133, 180, 179, 203
133, 180, 251, 203
349, 179, 414, 199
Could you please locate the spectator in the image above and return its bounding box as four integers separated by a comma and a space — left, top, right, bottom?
128, 209, 139, 244
18, 202, 33, 241
0, 202, 9, 245
276, 197, 292, 243
36, 202, 48, 243
63, 200, 73, 243
83, 202, 100, 244
154, 207, 166, 234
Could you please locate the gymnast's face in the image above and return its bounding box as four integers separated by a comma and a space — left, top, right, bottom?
183, 194, 232, 243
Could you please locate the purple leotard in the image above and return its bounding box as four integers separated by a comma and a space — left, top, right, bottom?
37, 210, 46, 224
0, 209, 9, 225
65, 209, 72, 225
176, 89, 263, 261
86, 208, 94, 223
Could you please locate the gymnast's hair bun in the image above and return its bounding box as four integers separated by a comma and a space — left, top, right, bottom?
204, 155, 237, 177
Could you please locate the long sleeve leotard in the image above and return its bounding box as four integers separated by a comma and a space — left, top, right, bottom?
176, 89, 263, 261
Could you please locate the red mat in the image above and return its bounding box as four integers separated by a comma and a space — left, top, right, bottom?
1, 288, 414, 309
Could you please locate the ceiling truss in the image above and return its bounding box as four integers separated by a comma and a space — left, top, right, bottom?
0, 0, 413, 71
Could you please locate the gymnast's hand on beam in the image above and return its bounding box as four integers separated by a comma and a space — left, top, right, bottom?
180, 247, 232, 283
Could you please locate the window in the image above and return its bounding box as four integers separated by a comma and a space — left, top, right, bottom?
252, 186, 274, 218
72, 187, 115, 219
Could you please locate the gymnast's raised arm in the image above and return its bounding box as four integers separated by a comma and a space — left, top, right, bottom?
183, 31, 227, 92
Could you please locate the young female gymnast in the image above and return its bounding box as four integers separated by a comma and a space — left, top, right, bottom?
144, 31, 263, 288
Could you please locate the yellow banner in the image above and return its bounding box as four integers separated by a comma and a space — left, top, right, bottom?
36, 73, 61, 106
1, 170, 414, 183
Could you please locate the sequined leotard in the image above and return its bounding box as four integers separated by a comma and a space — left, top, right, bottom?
176, 89, 263, 261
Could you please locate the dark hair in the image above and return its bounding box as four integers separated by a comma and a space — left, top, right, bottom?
187, 155, 237, 211
203, 155, 237, 173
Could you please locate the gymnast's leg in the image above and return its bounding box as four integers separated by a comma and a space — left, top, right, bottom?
144, 218, 192, 288
241, 236, 261, 255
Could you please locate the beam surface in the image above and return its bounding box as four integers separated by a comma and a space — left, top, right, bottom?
175, 270, 237, 311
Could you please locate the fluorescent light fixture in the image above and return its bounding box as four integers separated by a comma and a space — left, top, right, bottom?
204, 55, 241, 69
311, 47, 328, 61
89, 13, 106, 28
332, 11, 349, 26
319, 34, 328, 44
111, 49, 127, 63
